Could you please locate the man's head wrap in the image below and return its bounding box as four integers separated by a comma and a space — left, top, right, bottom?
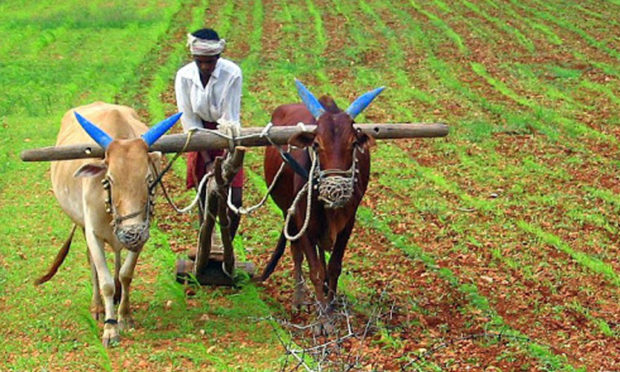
187, 34, 226, 56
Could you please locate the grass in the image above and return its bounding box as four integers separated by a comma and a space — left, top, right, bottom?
0, 0, 286, 369
2, 0, 619, 369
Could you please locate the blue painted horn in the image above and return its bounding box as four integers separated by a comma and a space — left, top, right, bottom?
345, 86, 385, 119
142, 112, 183, 147
74, 111, 113, 149
295, 79, 325, 119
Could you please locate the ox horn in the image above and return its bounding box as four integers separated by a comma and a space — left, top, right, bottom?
295, 79, 325, 120
345, 86, 385, 119
74, 111, 113, 149
141, 112, 183, 147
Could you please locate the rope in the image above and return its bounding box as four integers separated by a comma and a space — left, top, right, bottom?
154, 130, 213, 214
154, 123, 315, 233
316, 146, 359, 208
283, 152, 318, 241
149, 130, 194, 193
227, 161, 286, 215
226, 122, 299, 215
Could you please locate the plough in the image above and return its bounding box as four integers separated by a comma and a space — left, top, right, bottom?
22, 122, 448, 286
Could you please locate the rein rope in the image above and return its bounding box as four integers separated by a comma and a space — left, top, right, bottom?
226, 123, 290, 215
282, 144, 361, 241
149, 123, 361, 243
283, 151, 318, 241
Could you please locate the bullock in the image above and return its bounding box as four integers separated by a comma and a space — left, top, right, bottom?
261, 80, 382, 332
36, 102, 181, 346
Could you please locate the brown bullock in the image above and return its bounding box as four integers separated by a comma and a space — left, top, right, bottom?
261, 80, 383, 331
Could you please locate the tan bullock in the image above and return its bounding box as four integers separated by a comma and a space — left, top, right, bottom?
36, 102, 181, 346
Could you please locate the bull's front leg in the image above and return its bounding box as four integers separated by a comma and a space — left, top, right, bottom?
117, 249, 139, 330
87, 248, 104, 321
84, 228, 119, 347
298, 235, 334, 335
290, 240, 308, 309
113, 249, 122, 304
326, 218, 355, 310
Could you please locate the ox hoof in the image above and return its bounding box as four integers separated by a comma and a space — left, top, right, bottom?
102, 333, 120, 348
118, 317, 135, 331
293, 285, 310, 310
313, 318, 334, 337
102, 322, 121, 347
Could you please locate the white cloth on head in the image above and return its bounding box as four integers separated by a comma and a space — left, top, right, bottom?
175, 58, 242, 132
187, 34, 226, 56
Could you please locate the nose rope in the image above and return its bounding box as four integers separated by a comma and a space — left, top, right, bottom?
283, 152, 318, 241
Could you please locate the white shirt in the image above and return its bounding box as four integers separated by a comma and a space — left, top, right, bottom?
174, 58, 242, 132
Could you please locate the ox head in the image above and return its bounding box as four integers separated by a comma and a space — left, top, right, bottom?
72, 111, 182, 251
289, 80, 382, 208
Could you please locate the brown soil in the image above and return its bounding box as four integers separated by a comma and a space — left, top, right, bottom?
145, 0, 620, 370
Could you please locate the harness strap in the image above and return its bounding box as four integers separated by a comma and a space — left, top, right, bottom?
280, 151, 309, 181
262, 123, 309, 181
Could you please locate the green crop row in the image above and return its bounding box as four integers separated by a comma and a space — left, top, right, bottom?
509, 0, 620, 61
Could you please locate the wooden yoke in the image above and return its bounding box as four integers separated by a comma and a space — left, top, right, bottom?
20, 123, 449, 162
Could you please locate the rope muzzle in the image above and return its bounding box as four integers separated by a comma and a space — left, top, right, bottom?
314, 146, 360, 209
102, 170, 156, 252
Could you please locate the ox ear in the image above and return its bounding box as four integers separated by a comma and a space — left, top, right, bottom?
74, 161, 107, 178
295, 79, 325, 119
288, 131, 316, 148
148, 151, 162, 164
345, 86, 385, 119
148, 151, 162, 172
356, 129, 376, 150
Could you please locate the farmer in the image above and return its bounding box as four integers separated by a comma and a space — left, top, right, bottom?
175, 28, 243, 241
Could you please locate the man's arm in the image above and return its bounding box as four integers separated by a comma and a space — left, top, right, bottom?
220, 73, 242, 127
175, 72, 203, 132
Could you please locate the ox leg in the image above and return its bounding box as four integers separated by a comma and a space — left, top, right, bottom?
291, 241, 309, 309
305, 242, 327, 309
88, 248, 104, 321
319, 248, 328, 296
326, 219, 355, 311
299, 237, 333, 335
304, 240, 334, 336
84, 229, 119, 347
117, 250, 138, 330
113, 249, 122, 305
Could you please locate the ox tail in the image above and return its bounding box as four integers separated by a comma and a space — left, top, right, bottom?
258, 231, 287, 282
34, 224, 77, 285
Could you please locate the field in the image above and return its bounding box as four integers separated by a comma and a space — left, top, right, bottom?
0, 0, 618, 370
